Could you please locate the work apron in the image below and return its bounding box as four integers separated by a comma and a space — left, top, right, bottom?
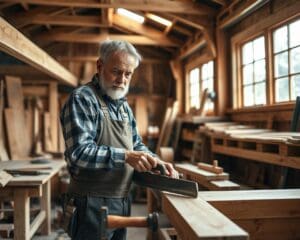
66, 82, 134, 240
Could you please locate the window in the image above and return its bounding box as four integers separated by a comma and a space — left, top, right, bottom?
201, 61, 214, 110
188, 68, 200, 109
188, 61, 214, 111
241, 36, 266, 107
273, 19, 300, 102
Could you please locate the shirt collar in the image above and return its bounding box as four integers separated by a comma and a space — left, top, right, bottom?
91, 74, 127, 107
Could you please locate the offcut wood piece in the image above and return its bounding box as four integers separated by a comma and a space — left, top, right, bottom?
199, 189, 300, 239
155, 102, 172, 154
198, 88, 208, 116
197, 160, 223, 174
0, 170, 13, 187
0, 79, 9, 161
162, 193, 248, 240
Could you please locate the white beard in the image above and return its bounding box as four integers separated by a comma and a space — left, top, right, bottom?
99, 75, 129, 100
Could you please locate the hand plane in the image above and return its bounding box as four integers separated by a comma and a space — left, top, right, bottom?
132, 164, 198, 198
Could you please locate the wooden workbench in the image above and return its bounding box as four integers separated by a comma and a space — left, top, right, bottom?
0, 159, 65, 240
162, 189, 300, 239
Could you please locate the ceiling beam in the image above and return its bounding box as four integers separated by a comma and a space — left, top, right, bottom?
56, 55, 168, 63
35, 32, 179, 46
4, 0, 216, 15
113, 14, 181, 47
217, 0, 269, 28
0, 65, 52, 80
178, 36, 206, 60
0, 17, 77, 86
20, 14, 109, 27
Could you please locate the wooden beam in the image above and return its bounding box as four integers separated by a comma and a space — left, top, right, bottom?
218, 0, 270, 28
0, 65, 55, 80
178, 37, 206, 60
56, 55, 168, 63
22, 14, 109, 27
0, 17, 77, 86
5, 0, 216, 15
35, 32, 178, 46
113, 14, 181, 47
162, 193, 249, 239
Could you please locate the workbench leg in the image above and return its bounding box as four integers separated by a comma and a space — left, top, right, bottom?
40, 181, 51, 235
14, 189, 30, 240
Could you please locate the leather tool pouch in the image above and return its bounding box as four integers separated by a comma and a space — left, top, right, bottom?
62, 194, 77, 237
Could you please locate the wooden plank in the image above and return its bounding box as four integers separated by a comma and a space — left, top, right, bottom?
4, 76, 25, 112
176, 163, 229, 181
162, 193, 248, 240
0, 79, 9, 161
197, 161, 224, 174
211, 142, 300, 170
4, 108, 30, 159
210, 180, 240, 190
49, 82, 58, 151
162, 101, 178, 147
199, 189, 300, 239
0, 17, 77, 86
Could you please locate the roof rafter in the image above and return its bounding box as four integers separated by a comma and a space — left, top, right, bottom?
35, 32, 179, 46
4, 0, 216, 15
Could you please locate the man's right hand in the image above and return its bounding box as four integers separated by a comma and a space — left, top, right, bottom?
125, 151, 157, 172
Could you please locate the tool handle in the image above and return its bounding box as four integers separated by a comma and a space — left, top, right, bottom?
152, 163, 166, 175
107, 216, 148, 228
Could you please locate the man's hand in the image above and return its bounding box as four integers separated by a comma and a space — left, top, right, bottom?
125, 151, 157, 172
158, 160, 179, 179
125, 151, 179, 178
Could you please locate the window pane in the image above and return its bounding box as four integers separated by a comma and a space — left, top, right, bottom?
243, 64, 253, 85
243, 85, 254, 106
254, 59, 266, 82
291, 74, 300, 100
190, 96, 199, 108
242, 42, 253, 64
290, 46, 300, 74
275, 77, 289, 102
273, 25, 288, 53
201, 64, 207, 79
289, 19, 300, 48
254, 82, 266, 105
189, 68, 199, 84
207, 61, 214, 78
253, 37, 265, 60
274, 51, 288, 77
190, 83, 199, 97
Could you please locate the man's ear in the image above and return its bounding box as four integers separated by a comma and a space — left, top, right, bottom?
96, 59, 103, 71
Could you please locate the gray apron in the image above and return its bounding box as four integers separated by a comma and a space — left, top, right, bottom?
66, 82, 134, 240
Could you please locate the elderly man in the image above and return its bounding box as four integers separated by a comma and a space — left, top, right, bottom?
60, 40, 178, 240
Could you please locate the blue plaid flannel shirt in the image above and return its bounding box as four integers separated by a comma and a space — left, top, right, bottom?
60, 75, 155, 174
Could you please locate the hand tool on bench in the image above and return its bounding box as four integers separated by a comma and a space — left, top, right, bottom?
4, 169, 50, 176
100, 207, 158, 240
133, 163, 198, 198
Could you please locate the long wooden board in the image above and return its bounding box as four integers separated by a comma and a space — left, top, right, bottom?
0, 17, 77, 86
162, 193, 248, 240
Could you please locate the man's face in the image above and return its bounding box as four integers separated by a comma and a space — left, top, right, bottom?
97, 51, 137, 100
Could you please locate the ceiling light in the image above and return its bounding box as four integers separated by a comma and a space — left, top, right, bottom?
146, 13, 172, 27
116, 8, 145, 24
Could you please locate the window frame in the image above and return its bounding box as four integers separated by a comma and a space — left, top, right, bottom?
231, 12, 300, 110
185, 59, 215, 113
